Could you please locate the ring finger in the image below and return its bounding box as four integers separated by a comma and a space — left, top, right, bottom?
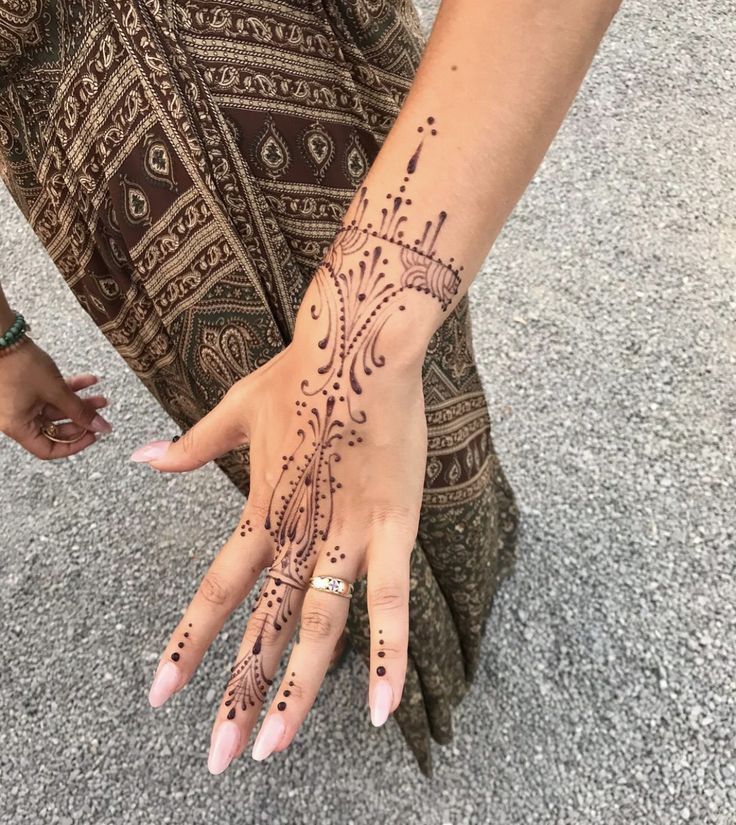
207, 568, 309, 773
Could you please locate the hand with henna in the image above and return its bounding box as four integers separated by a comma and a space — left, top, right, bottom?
135, 132, 460, 772
137, 0, 620, 770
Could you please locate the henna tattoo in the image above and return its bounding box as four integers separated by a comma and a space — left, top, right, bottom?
224, 119, 458, 717
171, 622, 193, 663
377, 627, 386, 658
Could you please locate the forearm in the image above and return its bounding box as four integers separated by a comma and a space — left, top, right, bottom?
295, 0, 622, 358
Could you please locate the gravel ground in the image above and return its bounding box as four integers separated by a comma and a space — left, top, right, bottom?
1, 2, 734, 823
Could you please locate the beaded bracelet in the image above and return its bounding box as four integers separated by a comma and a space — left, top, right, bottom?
0, 311, 30, 357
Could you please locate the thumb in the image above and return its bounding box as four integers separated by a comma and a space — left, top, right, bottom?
49, 381, 112, 434
131, 386, 249, 473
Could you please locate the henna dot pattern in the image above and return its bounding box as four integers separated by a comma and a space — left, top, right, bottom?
171, 622, 193, 663
222, 120, 461, 720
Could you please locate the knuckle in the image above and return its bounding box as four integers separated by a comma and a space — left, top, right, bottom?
299, 607, 335, 642
368, 503, 418, 532
368, 584, 406, 613
197, 571, 232, 608
374, 643, 403, 660
243, 612, 281, 648
245, 497, 269, 524
224, 381, 246, 404
177, 428, 197, 457
279, 677, 305, 701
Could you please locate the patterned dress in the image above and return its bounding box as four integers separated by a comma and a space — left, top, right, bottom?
0, 0, 519, 774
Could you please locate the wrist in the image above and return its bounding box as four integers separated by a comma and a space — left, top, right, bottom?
0, 309, 30, 357
0, 303, 15, 334
294, 238, 456, 375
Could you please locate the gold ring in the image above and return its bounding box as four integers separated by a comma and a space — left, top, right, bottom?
308, 575, 354, 599
40, 421, 87, 444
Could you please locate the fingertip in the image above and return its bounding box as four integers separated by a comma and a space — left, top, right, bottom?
208, 721, 241, 775
148, 661, 181, 708
252, 714, 286, 761
370, 681, 393, 727
130, 440, 171, 464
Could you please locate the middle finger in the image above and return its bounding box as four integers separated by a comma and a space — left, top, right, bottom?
251, 550, 361, 762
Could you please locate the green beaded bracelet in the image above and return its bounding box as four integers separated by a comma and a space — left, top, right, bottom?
0, 311, 29, 350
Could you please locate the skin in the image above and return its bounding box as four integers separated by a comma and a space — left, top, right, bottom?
0, 290, 111, 456
0, 0, 622, 772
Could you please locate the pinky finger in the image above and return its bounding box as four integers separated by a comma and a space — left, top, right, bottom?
365, 533, 411, 728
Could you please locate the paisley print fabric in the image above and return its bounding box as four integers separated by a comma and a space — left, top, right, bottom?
0, 0, 519, 774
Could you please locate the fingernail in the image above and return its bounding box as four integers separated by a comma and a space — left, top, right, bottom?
370, 682, 393, 727
208, 721, 241, 775
89, 414, 112, 434
130, 440, 171, 463
252, 715, 285, 762
148, 661, 180, 708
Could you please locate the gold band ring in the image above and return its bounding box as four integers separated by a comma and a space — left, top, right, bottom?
308, 575, 354, 599
40, 421, 87, 444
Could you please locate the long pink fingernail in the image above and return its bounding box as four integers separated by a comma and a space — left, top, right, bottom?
148, 661, 180, 708
252, 715, 285, 762
130, 440, 171, 463
89, 414, 112, 434
370, 682, 393, 727
208, 721, 241, 775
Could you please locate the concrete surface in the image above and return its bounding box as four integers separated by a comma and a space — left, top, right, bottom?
1, 1, 734, 823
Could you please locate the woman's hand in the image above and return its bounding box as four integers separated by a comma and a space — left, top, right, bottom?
0, 338, 111, 458
136, 280, 430, 771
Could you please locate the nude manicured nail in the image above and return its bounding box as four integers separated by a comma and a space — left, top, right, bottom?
208, 721, 241, 775
252, 715, 285, 762
130, 440, 171, 463
89, 414, 112, 434
148, 662, 180, 708
370, 682, 393, 727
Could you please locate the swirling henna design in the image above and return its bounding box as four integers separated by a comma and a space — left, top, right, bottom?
303, 119, 463, 422
223, 119, 461, 718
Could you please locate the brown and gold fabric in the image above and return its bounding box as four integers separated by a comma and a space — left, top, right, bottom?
0, 0, 519, 774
